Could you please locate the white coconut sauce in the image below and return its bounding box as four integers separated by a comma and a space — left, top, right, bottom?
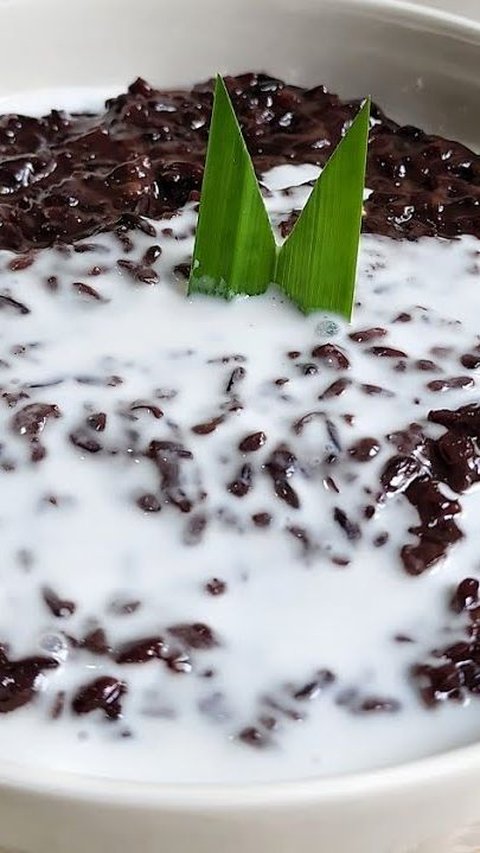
0, 90, 479, 784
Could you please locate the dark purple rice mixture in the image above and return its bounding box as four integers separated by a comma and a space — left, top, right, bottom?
0, 73, 480, 740
0, 73, 479, 252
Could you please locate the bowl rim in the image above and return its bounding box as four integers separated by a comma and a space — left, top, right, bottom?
2, 734, 480, 808
1, 0, 480, 808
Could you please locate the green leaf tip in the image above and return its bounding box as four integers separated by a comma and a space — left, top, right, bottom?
189, 76, 371, 320
276, 98, 370, 319
188, 75, 276, 298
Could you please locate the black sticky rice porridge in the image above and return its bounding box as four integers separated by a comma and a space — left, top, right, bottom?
0, 75, 479, 783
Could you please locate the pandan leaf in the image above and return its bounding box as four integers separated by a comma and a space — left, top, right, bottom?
188, 75, 276, 298
276, 99, 371, 318
188, 76, 370, 320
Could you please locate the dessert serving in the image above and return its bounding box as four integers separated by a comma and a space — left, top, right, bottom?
0, 72, 480, 785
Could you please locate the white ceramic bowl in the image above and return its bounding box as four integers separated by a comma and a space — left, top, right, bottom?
0, 1, 479, 851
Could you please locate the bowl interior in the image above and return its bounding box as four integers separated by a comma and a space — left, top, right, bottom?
0, 0, 479, 801
0, 0, 479, 150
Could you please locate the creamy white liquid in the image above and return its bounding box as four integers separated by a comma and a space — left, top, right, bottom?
0, 90, 479, 785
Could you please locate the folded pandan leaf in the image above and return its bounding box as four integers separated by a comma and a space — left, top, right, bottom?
189, 75, 370, 319
188, 75, 276, 298
276, 99, 370, 318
